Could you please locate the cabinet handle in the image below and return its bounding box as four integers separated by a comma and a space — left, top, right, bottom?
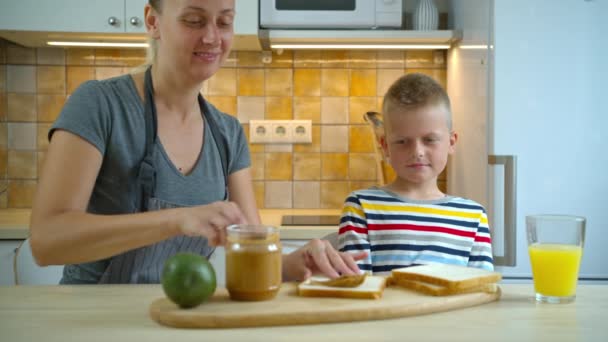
488, 155, 517, 267
108, 16, 119, 26
129, 17, 140, 26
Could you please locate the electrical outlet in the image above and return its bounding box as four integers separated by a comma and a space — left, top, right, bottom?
249, 120, 312, 144
249, 120, 272, 143
290, 120, 312, 143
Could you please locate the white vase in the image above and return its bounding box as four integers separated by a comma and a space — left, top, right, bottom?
413, 0, 439, 31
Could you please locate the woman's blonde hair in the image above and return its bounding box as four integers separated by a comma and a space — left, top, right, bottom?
382, 73, 452, 130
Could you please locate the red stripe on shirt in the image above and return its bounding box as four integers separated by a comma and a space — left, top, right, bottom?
474, 236, 492, 244
339, 225, 367, 235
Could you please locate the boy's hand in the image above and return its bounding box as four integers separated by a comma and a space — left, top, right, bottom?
282, 239, 368, 282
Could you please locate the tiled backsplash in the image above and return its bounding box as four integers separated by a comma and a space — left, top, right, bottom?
0, 39, 447, 209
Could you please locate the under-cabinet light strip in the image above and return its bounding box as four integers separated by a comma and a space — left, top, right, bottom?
47, 41, 149, 48
271, 43, 450, 50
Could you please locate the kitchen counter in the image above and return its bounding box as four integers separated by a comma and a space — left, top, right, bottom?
0, 209, 341, 240
0, 284, 606, 341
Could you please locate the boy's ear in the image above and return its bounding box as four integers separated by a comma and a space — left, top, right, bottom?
448, 131, 458, 154
380, 136, 389, 158
144, 4, 161, 39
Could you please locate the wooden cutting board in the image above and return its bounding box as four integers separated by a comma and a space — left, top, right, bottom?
149, 283, 501, 328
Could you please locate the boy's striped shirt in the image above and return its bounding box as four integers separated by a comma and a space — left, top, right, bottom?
338, 188, 494, 275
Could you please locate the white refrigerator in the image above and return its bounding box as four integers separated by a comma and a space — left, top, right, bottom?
447, 0, 608, 282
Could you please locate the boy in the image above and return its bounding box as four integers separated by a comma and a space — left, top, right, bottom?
338, 73, 494, 275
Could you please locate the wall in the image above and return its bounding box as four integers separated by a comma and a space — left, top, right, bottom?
0, 39, 447, 209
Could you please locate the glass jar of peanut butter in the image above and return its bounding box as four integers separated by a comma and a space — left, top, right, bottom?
225, 224, 282, 301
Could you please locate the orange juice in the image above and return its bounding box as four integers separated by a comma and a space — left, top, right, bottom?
528, 243, 582, 297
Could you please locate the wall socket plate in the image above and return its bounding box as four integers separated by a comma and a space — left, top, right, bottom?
250, 120, 312, 144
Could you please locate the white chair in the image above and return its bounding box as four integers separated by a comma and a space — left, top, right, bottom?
13, 238, 63, 285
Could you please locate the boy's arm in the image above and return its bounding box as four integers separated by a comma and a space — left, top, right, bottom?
468, 210, 495, 271
338, 194, 373, 273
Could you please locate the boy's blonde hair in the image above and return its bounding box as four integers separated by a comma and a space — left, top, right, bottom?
382, 73, 452, 130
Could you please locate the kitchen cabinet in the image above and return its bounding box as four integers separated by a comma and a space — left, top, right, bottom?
0, 0, 147, 33
0, 0, 261, 49
0, 240, 20, 285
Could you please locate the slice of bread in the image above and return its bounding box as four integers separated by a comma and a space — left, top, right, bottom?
392, 278, 498, 296
297, 275, 387, 300
391, 264, 502, 291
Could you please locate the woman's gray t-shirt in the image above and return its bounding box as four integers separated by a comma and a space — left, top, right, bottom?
50, 74, 250, 284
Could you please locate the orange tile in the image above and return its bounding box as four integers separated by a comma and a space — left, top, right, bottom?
206, 96, 237, 116
66, 48, 95, 65
250, 152, 265, 180
37, 94, 66, 122
0, 94, 5, 121
7, 180, 37, 208
349, 97, 377, 124
320, 125, 348, 152
377, 50, 405, 69
0, 41, 5, 64
293, 153, 321, 180
264, 153, 292, 180
253, 181, 265, 209
0, 180, 6, 209
36, 48, 65, 65
377, 69, 405, 98
94, 49, 126, 66
349, 126, 375, 153
349, 153, 377, 181
208, 68, 237, 96
349, 51, 377, 69
237, 51, 264, 67
321, 97, 348, 124
320, 50, 349, 68
405, 50, 438, 68
265, 144, 292, 153
0, 147, 7, 178
7, 93, 36, 122
121, 49, 147, 67
37, 66, 66, 94
294, 69, 320, 97
321, 153, 348, 180
36, 123, 52, 151
0, 66, 5, 93
7, 44, 35, 65
265, 69, 293, 96
67, 66, 95, 94
293, 125, 321, 153
293, 97, 321, 123
321, 69, 349, 96
8, 150, 37, 179
294, 50, 321, 68
0, 123, 7, 148
265, 97, 292, 120
350, 69, 376, 96
268, 50, 293, 68
238, 69, 265, 96
264, 181, 292, 208
320, 181, 350, 209
407, 68, 447, 89
223, 51, 237, 67
293, 181, 320, 208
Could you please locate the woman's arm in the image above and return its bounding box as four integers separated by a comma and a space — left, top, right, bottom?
30, 130, 245, 266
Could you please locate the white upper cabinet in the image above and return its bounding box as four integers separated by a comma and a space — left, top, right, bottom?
0, 0, 148, 33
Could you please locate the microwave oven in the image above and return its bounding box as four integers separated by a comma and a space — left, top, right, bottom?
259, 0, 402, 29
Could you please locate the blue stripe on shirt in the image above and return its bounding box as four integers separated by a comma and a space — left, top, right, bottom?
365, 213, 479, 228
371, 243, 470, 257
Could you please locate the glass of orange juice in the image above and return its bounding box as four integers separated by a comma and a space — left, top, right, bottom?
526, 215, 585, 304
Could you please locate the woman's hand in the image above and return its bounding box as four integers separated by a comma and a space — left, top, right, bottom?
172, 201, 247, 246
281, 239, 368, 282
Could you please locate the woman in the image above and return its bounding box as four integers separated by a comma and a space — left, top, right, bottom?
30, 0, 364, 284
